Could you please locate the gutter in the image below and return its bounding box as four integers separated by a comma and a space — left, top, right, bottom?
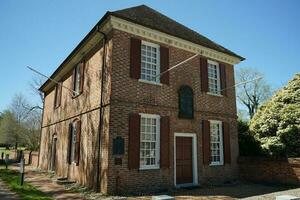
37, 98, 45, 168
96, 25, 107, 193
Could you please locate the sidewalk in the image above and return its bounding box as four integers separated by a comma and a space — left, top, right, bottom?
0, 179, 20, 200
11, 164, 85, 200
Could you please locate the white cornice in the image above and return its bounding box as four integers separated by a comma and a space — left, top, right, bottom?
110, 16, 242, 65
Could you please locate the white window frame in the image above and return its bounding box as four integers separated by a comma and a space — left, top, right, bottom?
139, 113, 160, 170
209, 120, 224, 166
139, 40, 161, 85
207, 60, 221, 96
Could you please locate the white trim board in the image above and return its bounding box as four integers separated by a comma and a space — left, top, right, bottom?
110, 16, 242, 65
174, 132, 198, 187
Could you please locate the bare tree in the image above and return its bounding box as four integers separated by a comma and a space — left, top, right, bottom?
24, 109, 42, 151
236, 67, 271, 119
9, 93, 31, 123
29, 75, 45, 110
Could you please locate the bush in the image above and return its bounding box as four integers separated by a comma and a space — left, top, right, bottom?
238, 120, 263, 156
250, 74, 300, 157
260, 137, 286, 157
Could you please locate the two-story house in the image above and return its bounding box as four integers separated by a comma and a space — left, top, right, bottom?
38, 5, 244, 194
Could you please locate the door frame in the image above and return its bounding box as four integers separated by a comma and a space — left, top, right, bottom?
174, 132, 198, 187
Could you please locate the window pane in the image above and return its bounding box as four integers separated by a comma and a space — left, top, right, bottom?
178, 86, 193, 118
140, 115, 159, 168
140, 42, 159, 83
210, 122, 223, 164
208, 62, 220, 94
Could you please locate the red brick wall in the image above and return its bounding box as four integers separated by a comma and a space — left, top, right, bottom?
106, 29, 239, 194
239, 157, 300, 185
23, 151, 39, 168
39, 27, 240, 194
39, 35, 113, 192
30, 152, 39, 168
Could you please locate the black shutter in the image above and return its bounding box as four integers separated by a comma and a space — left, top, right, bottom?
202, 120, 211, 165
130, 38, 141, 79
128, 113, 140, 169
67, 123, 72, 164
160, 116, 170, 168
160, 46, 169, 85
200, 57, 208, 92
220, 64, 227, 96
223, 122, 231, 164
79, 62, 85, 94
75, 120, 81, 166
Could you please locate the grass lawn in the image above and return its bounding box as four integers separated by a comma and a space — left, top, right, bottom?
0, 166, 53, 200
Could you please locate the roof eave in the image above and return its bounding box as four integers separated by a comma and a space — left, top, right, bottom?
39, 11, 112, 92
110, 12, 245, 62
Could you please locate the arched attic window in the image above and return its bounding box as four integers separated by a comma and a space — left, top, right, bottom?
178, 85, 194, 119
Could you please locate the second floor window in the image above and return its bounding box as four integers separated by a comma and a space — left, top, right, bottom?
54, 83, 62, 108
208, 60, 221, 95
178, 85, 194, 119
140, 41, 160, 83
72, 62, 84, 97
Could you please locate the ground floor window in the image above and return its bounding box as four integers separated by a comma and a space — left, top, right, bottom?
68, 119, 81, 165
209, 120, 224, 165
139, 113, 160, 169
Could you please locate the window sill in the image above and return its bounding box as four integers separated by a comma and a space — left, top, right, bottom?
207, 92, 223, 97
72, 92, 82, 99
178, 114, 194, 120
54, 105, 60, 110
70, 161, 79, 166
138, 79, 162, 86
139, 166, 160, 170
209, 162, 224, 166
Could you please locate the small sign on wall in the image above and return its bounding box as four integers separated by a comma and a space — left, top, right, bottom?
113, 136, 124, 155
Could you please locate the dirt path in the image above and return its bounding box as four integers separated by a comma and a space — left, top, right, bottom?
11, 165, 85, 200
0, 179, 20, 200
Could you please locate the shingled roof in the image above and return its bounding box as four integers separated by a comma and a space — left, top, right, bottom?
40, 5, 244, 92
110, 5, 244, 60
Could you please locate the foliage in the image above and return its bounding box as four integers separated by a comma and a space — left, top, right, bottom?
236, 67, 272, 119
250, 73, 300, 157
0, 110, 25, 146
0, 93, 41, 151
238, 119, 263, 156
0, 168, 53, 200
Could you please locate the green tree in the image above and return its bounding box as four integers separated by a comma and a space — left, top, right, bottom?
238, 119, 263, 156
0, 93, 42, 150
0, 110, 26, 146
250, 73, 300, 157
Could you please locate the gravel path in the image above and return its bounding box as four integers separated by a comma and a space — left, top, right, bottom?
242, 187, 300, 200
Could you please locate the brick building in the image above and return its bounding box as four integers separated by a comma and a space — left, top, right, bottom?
38, 5, 244, 194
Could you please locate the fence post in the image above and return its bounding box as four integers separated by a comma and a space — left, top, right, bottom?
20, 155, 25, 186
5, 154, 9, 169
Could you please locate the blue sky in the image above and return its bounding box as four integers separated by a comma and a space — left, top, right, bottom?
0, 0, 299, 111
